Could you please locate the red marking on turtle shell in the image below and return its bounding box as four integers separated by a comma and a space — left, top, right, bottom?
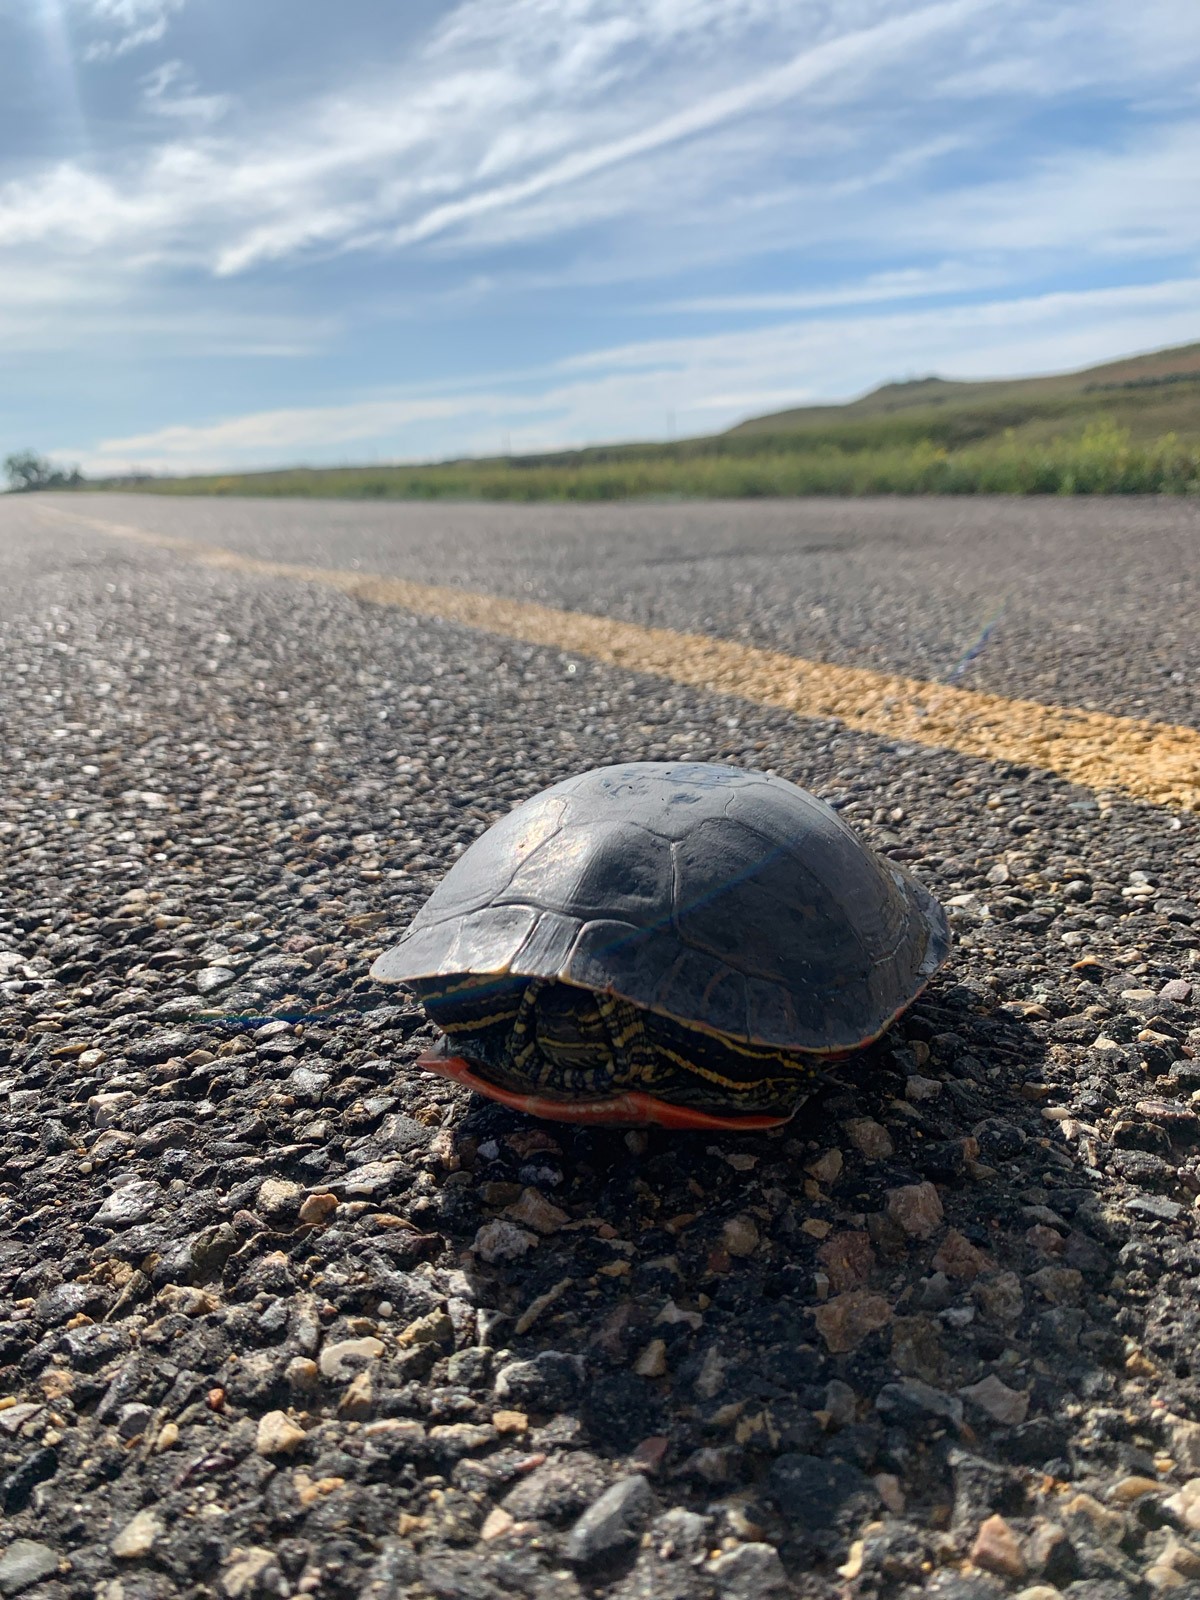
416, 1051, 796, 1131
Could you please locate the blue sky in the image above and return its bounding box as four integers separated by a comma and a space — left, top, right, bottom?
3, 0, 1199, 474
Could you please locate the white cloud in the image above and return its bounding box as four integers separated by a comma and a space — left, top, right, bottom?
659, 263, 996, 314
208, 5, 979, 276
7, 0, 1200, 465
65, 276, 1200, 474
0, 251, 338, 354
9, 0, 1185, 286
896, 120, 1200, 261
378, 2, 982, 256
79, 0, 184, 59
82, 395, 488, 461
935, 0, 1200, 100
141, 61, 230, 124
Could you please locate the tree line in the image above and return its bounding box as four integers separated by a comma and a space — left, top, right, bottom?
4, 451, 85, 491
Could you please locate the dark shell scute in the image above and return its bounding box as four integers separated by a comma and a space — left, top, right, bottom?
371, 902, 540, 984
426, 793, 569, 916
670, 816, 865, 985
371, 762, 950, 1051
502, 820, 673, 926
561, 920, 678, 1003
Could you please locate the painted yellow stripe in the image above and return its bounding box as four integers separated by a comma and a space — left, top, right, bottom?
38, 502, 1200, 811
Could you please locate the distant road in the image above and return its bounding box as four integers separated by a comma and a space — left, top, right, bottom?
27, 490, 1200, 729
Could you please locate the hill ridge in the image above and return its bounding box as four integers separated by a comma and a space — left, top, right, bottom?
727, 338, 1200, 434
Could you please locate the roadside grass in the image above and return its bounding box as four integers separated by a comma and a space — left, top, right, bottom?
96, 420, 1200, 501
88, 348, 1200, 500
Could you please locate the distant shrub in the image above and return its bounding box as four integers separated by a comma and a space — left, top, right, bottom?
4, 450, 84, 492
95, 420, 1200, 503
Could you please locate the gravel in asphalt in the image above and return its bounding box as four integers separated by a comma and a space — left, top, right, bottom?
1, 497, 1199, 1600
37, 502, 1200, 813
38, 493, 1200, 726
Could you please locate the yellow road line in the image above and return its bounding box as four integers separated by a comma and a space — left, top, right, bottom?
38, 502, 1200, 811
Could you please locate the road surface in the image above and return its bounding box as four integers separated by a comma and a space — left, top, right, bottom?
1, 492, 1198, 1600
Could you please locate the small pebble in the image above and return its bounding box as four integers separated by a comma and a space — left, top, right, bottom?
505, 1187, 569, 1234
222, 1549, 284, 1599
319, 1337, 384, 1381
812, 1290, 892, 1353
111, 1509, 163, 1559
1164, 1479, 1200, 1531
874, 1472, 905, 1513
298, 1191, 338, 1225
565, 1475, 657, 1566
905, 1075, 943, 1101
721, 1215, 760, 1257
256, 1177, 302, 1220
256, 1410, 307, 1455
492, 1410, 527, 1434
633, 1339, 668, 1377
337, 1369, 375, 1419
472, 1219, 538, 1262
286, 1357, 320, 1393
708, 1541, 791, 1596
886, 1181, 944, 1239
934, 1228, 992, 1280
960, 1374, 1029, 1425
1110, 1475, 1163, 1502
844, 1118, 895, 1159
92, 1179, 162, 1229
806, 1149, 843, 1183
0, 1541, 58, 1596
971, 1513, 1026, 1579
817, 1230, 876, 1291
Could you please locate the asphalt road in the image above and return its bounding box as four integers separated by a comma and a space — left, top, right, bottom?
2, 493, 1199, 1600
37, 491, 1200, 724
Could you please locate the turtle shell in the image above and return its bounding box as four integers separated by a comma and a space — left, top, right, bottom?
371, 762, 950, 1055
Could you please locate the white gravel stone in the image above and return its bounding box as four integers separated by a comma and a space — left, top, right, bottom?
472, 1219, 538, 1262
338, 1160, 404, 1197
960, 1373, 1030, 1425
319, 1336, 385, 1381
0, 1541, 59, 1596
222, 1548, 284, 1598
194, 965, 237, 993
256, 1177, 302, 1220
92, 1178, 162, 1228
111, 1509, 164, 1559
255, 1410, 307, 1455
708, 1542, 791, 1596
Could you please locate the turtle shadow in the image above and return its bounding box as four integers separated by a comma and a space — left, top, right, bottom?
442, 976, 1146, 1577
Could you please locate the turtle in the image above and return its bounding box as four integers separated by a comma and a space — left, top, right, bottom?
370, 762, 950, 1130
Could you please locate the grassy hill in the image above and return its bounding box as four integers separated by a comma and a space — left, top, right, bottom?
95, 339, 1200, 500
727, 339, 1200, 447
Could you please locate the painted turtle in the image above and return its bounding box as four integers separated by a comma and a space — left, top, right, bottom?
370, 762, 950, 1130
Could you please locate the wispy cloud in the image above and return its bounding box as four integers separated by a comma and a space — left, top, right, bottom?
11, 0, 1190, 282
376, 2, 984, 258
658, 263, 995, 316
78, 0, 184, 60
4, 0, 1199, 463
141, 60, 230, 124
66, 277, 1200, 474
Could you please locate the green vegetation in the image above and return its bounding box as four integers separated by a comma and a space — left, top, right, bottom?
4, 449, 83, 491
95, 339, 1200, 500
